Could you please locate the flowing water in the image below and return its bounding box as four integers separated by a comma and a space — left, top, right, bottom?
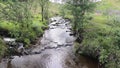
0, 17, 99, 68
49, 0, 102, 4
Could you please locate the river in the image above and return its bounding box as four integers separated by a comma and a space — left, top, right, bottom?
49, 0, 102, 4
0, 17, 99, 68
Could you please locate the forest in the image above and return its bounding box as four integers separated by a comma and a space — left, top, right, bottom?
0, 0, 120, 68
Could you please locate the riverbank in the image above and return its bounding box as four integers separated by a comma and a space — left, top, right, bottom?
0, 17, 99, 68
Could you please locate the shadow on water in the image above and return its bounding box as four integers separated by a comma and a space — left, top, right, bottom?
7, 60, 12, 68
75, 55, 99, 68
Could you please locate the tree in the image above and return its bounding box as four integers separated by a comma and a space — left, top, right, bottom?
39, 0, 49, 21
66, 0, 95, 41
0, 0, 36, 44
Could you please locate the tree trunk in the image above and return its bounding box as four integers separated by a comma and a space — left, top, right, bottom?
41, 6, 44, 22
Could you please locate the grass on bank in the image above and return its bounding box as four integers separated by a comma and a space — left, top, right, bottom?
76, 12, 120, 67
96, 0, 120, 10
48, 0, 120, 67
0, 15, 47, 35
73, 0, 120, 66
0, 14, 47, 56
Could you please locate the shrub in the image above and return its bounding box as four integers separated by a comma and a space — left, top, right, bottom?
75, 15, 120, 68
0, 38, 7, 58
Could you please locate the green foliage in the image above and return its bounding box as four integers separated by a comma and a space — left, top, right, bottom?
3, 1, 34, 45
74, 0, 120, 67
0, 1, 46, 45
76, 14, 120, 68
60, 5, 65, 17
38, 0, 49, 21
48, 3, 62, 17
66, 0, 96, 39
0, 21, 18, 31
0, 38, 7, 57
96, 0, 120, 11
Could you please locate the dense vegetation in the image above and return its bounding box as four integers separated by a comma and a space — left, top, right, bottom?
0, 0, 48, 57
0, 38, 7, 59
0, 0, 120, 68
70, 0, 120, 68
48, 0, 120, 67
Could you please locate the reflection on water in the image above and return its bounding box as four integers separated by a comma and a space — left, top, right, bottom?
7, 60, 12, 68
76, 55, 99, 68
0, 17, 99, 68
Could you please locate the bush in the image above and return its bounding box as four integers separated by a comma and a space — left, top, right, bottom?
0, 38, 7, 58
0, 1, 46, 46
75, 14, 120, 68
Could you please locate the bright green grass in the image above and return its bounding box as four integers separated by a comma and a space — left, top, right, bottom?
49, 2, 62, 17
85, 14, 116, 35
92, 14, 107, 24
93, 0, 120, 34
32, 14, 47, 33
0, 21, 18, 31
96, 0, 120, 10
0, 14, 46, 34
